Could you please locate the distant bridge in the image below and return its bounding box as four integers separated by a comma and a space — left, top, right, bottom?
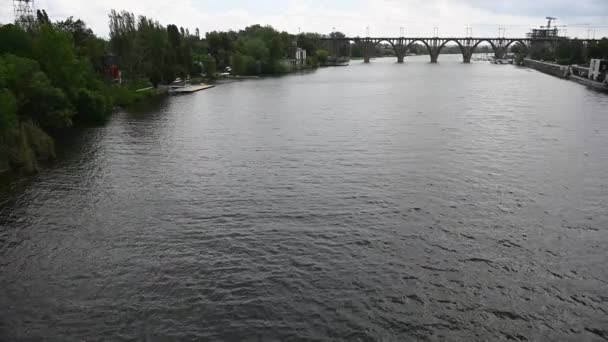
320, 37, 601, 63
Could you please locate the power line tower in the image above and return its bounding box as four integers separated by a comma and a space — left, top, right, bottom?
13, 0, 36, 21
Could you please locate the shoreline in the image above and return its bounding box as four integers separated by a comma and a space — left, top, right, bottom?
0, 66, 317, 183
523, 58, 608, 92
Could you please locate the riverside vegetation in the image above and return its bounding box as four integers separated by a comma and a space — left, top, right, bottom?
3, 10, 606, 177
0, 10, 331, 176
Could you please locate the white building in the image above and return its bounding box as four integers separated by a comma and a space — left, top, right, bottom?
288, 47, 307, 66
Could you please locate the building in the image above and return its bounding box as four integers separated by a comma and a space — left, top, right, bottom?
288, 47, 307, 66
527, 17, 560, 40
527, 17, 562, 61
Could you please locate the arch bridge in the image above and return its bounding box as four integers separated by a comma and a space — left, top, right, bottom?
321, 37, 599, 63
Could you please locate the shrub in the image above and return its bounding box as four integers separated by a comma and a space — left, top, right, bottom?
75, 88, 110, 123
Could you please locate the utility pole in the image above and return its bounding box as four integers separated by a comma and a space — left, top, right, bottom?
13, 0, 36, 22
400, 27, 405, 37
366, 26, 370, 37
433, 27, 439, 37
498, 27, 506, 38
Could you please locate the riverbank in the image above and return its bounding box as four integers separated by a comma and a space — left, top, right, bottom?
523, 59, 570, 78
0, 84, 168, 180
523, 58, 608, 92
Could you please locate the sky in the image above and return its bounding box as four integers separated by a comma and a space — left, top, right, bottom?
1, 0, 607, 39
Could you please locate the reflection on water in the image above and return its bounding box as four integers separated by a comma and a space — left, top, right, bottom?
1, 56, 608, 341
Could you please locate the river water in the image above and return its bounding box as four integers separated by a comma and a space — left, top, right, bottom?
1, 55, 608, 341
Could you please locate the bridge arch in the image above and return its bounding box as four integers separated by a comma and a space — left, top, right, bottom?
472, 39, 497, 52
373, 39, 396, 49
435, 39, 466, 63
438, 39, 464, 52
407, 39, 433, 61
469, 39, 504, 60
374, 39, 410, 63
505, 39, 528, 50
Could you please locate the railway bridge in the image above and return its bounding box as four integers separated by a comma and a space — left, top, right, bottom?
320, 37, 600, 63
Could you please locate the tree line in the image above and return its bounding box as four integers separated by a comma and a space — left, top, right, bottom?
531, 39, 608, 65
1, 10, 333, 175
1, 12, 114, 173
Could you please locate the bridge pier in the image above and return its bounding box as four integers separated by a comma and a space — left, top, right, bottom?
393, 41, 408, 64
430, 52, 439, 63
462, 50, 473, 63
358, 39, 375, 64
429, 42, 440, 63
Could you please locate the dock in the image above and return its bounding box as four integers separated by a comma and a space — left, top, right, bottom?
170, 84, 215, 94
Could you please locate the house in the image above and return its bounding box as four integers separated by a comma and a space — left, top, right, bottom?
287, 47, 307, 66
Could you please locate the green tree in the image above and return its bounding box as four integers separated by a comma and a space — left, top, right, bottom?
316, 49, 329, 64
75, 89, 109, 123
555, 39, 586, 65
55, 17, 107, 73
0, 89, 18, 130
138, 16, 174, 85
297, 33, 322, 56
36, 10, 50, 25
588, 38, 608, 59
0, 54, 73, 129
206, 31, 235, 70
268, 35, 284, 61
242, 38, 269, 61
0, 24, 33, 57
32, 24, 89, 100
350, 43, 363, 58
109, 10, 139, 78
198, 54, 217, 77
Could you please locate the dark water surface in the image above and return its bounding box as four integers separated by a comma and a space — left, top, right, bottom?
2, 56, 608, 341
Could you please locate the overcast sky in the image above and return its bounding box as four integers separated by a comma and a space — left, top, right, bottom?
1, 0, 607, 38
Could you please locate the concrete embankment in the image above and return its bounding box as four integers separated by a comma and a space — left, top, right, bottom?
523, 59, 570, 78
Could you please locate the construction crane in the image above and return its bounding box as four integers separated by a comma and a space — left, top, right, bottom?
544, 17, 557, 29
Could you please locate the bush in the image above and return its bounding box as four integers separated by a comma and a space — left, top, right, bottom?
307, 56, 319, 67
0, 89, 18, 130
24, 122, 55, 161
316, 49, 329, 65
106, 85, 138, 107
272, 60, 292, 74
201, 55, 217, 78
233, 53, 259, 76
75, 88, 110, 123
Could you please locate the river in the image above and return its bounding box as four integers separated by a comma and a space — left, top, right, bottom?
1, 55, 608, 341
